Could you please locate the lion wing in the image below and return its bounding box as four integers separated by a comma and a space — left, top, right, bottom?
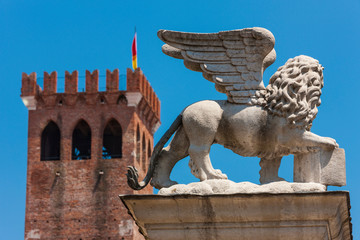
158, 27, 276, 104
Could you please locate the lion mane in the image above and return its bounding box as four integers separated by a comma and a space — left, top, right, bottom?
253, 55, 324, 131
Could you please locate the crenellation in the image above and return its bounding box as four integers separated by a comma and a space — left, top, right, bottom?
43, 71, 57, 95
85, 70, 99, 93
21, 68, 160, 129
140, 71, 145, 93
157, 98, 161, 118
147, 81, 151, 101
155, 94, 158, 115
21, 72, 37, 96
125, 68, 161, 121
149, 89, 153, 109
141, 77, 145, 97
144, 79, 148, 100
146, 79, 149, 97
151, 91, 155, 109
126, 68, 140, 92
139, 71, 143, 92
143, 74, 147, 95
106, 69, 119, 92
65, 70, 78, 94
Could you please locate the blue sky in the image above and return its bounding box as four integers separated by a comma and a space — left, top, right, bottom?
0, 0, 359, 239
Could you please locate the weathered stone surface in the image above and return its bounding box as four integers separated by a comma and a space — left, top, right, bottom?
158, 180, 326, 195
126, 28, 344, 191
158, 28, 275, 104
294, 148, 346, 186
120, 192, 352, 240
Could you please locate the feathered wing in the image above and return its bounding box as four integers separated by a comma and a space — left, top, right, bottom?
158, 27, 276, 104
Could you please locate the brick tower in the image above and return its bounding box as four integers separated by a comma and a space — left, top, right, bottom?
21, 68, 160, 240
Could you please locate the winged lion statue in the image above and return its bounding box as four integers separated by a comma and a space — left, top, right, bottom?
127, 27, 339, 190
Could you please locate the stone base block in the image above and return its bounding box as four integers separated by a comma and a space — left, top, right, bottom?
294, 148, 346, 186
120, 192, 352, 240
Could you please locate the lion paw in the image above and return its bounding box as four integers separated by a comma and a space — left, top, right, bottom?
214, 169, 228, 179
189, 158, 227, 181
203, 169, 228, 181
321, 137, 339, 149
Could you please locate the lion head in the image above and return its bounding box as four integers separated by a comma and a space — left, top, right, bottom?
254, 55, 324, 131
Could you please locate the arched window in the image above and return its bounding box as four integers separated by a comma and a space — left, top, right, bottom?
136, 125, 140, 163
117, 94, 128, 105
72, 120, 91, 160
147, 140, 152, 160
41, 121, 60, 161
102, 119, 122, 159
142, 134, 146, 171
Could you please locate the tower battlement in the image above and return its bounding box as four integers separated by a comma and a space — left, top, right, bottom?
21, 68, 160, 132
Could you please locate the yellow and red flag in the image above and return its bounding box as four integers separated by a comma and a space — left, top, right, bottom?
132, 32, 137, 70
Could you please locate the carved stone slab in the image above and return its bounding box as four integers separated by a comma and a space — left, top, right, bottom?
120, 192, 352, 240
294, 148, 346, 186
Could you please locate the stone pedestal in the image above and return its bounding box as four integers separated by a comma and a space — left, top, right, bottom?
120, 192, 352, 240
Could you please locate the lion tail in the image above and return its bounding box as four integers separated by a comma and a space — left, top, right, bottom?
126, 114, 183, 190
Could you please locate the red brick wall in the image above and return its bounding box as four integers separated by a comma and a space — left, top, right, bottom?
22, 68, 159, 240
21, 72, 37, 96
106, 69, 119, 93
65, 71, 78, 94
85, 70, 99, 94
127, 68, 160, 119
43, 72, 57, 95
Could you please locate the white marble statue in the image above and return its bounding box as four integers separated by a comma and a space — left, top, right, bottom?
127, 27, 345, 191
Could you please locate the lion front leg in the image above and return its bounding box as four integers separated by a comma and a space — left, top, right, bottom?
259, 156, 285, 184
300, 131, 339, 150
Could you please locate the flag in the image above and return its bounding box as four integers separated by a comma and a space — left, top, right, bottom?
132, 32, 137, 70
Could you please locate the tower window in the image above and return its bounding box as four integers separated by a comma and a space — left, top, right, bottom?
102, 119, 122, 159
72, 120, 91, 160
117, 94, 128, 105
41, 121, 60, 161
136, 125, 140, 163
